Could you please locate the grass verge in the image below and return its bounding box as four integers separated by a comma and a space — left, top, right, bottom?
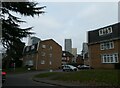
34, 69, 120, 86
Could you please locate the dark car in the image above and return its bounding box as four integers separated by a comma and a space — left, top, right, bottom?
77, 65, 93, 69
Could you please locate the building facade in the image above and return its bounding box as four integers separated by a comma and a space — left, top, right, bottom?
72, 48, 77, 57
62, 51, 74, 65
88, 23, 120, 69
23, 39, 62, 70
65, 39, 72, 54
81, 43, 89, 65
72, 48, 77, 62
76, 55, 84, 65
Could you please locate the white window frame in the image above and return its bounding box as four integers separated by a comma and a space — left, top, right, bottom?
31, 45, 35, 50
101, 53, 119, 63
63, 53, 66, 56
49, 61, 52, 65
107, 27, 112, 33
99, 30, 103, 36
100, 41, 114, 50
103, 28, 107, 34
109, 42, 114, 49
113, 53, 119, 63
99, 27, 112, 36
105, 42, 110, 49
41, 52, 46, 56
42, 45, 46, 49
100, 43, 104, 50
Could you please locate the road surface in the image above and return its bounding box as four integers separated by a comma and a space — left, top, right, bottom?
2, 71, 55, 87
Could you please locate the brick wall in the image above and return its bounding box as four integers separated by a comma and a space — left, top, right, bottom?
89, 40, 120, 69
37, 39, 62, 70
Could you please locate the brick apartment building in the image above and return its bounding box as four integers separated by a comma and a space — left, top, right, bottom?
88, 23, 120, 69
76, 55, 84, 65
23, 39, 62, 70
62, 51, 74, 65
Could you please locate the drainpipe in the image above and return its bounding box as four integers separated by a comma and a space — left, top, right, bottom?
36, 42, 40, 70
36, 53, 38, 70
83, 53, 85, 64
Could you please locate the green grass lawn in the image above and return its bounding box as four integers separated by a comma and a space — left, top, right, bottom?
34, 69, 120, 86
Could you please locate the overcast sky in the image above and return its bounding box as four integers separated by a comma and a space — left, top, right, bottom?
20, 1, 118, 54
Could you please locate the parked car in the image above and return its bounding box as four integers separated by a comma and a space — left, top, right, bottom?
61, 65, 66, 69
63, 65, 78, 71
77, 65, 93, 69
0, 69, 7, 83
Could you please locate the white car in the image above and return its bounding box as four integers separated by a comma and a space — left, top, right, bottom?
77, 65, 93, 69
63, 65, 78, 71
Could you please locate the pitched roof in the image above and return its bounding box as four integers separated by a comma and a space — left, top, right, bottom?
40, 39, 62, 48
23, 43, 38, 54
62, 51, 74, 57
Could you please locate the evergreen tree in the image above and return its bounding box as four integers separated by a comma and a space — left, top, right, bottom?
1, 2, 46, 62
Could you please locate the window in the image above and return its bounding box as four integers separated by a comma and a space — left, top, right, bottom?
41, 52, 46, 56
114, 54, 118, 62
100, 41, 114, 50
110, 42, 114, 49
26, 60, 33, 66
49, 61, 52, 65
100, 43, 104, 50
107, 55, 110, 62
103, 28, 107, 34
110, 55, 113, 62
49, 53, 52, 57
49, 46, 52, 50
28, 60, 33, 66
67, 57, 69, 61
107, 27, 112, 33
101, 53, 119, 63
26, 47, 29, 52
41, 60, 45, 64
63, 53, 66, 56
103, 55, 107, 62
105, 42, 110, 49
99, 30, 103, 36
42, 45, 46, 48
99, 27, 112, 36
31, 45, 35, 50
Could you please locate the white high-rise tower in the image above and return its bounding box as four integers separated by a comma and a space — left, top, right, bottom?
65, 39, 72, 53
